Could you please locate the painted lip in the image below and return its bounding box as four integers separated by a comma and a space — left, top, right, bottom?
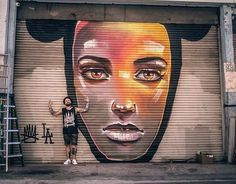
103, 122, 144, 143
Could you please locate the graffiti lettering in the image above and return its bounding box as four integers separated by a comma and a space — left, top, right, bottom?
21, 124, 39, 143
42, 123, 54, 144
44, 128, 54, 144
42, 123, 46, 138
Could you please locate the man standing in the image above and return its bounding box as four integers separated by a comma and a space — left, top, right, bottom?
48, 96, 89, 165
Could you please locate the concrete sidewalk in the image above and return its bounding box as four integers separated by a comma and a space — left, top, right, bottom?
0, 163, 236, 184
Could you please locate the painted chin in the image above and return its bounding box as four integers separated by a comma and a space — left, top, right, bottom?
102, 122, 145, 143
80, 113, 162, 161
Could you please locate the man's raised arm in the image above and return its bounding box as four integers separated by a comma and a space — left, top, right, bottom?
48, 99, 62, 116
76, 96, 89, 113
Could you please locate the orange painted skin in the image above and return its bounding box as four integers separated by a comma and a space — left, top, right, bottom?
73, 21, 171, 161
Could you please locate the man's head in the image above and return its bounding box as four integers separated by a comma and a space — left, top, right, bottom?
63, 96, 73, 106
72, 21, 171, 161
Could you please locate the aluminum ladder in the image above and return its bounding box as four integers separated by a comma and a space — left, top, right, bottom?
0, 54, 24, 172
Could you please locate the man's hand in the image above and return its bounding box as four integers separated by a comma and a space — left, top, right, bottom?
85, 96, 89, 103
48, 99, 62, 116
48, 99, 54, 115
48, 99, 53, 108
77, 96, 89, 113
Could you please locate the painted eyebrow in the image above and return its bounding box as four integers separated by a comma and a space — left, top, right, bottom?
77, 55, 110, 65
134, 57, 167, 65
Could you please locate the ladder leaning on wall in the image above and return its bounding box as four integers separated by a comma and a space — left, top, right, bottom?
0, 53, 24, 172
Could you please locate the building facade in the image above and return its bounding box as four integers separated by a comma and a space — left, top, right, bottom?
1, 0, 236, 163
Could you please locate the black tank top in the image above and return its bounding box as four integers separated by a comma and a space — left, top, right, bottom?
62, 107, 78, 134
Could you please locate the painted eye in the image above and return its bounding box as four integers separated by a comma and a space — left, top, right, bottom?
134, 69, 163, 81
82, 68, 110, 80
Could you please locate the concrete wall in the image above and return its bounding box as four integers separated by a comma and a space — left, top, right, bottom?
18, 0, 236, 7
17, 2, 218, 24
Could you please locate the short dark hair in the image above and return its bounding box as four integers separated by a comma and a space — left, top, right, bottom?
63, 96, 73, 105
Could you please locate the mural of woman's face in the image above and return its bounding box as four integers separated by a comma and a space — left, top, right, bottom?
73, 21, 171, 161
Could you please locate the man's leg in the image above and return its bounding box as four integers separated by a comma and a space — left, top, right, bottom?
71, 144, 77, 160
65, 145, 70, 159
63, 134, 71, 164
71, 134, 78, 165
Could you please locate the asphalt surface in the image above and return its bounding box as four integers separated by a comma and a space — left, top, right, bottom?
0, 163, 236, 184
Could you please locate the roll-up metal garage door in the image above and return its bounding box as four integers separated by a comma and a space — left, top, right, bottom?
14, 20, 223, 163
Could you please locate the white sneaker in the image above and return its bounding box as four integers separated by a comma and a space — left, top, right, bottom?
72, 159, 78, 165
63, 159, 71, 165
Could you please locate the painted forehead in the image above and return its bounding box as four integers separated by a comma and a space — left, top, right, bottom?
73, 21, 170, 49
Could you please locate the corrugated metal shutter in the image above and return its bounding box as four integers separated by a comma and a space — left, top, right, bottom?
154, 25, 223, 162
14, 20, 223, 163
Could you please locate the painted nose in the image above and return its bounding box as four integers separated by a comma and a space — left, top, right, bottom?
111, 101, 136, 114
